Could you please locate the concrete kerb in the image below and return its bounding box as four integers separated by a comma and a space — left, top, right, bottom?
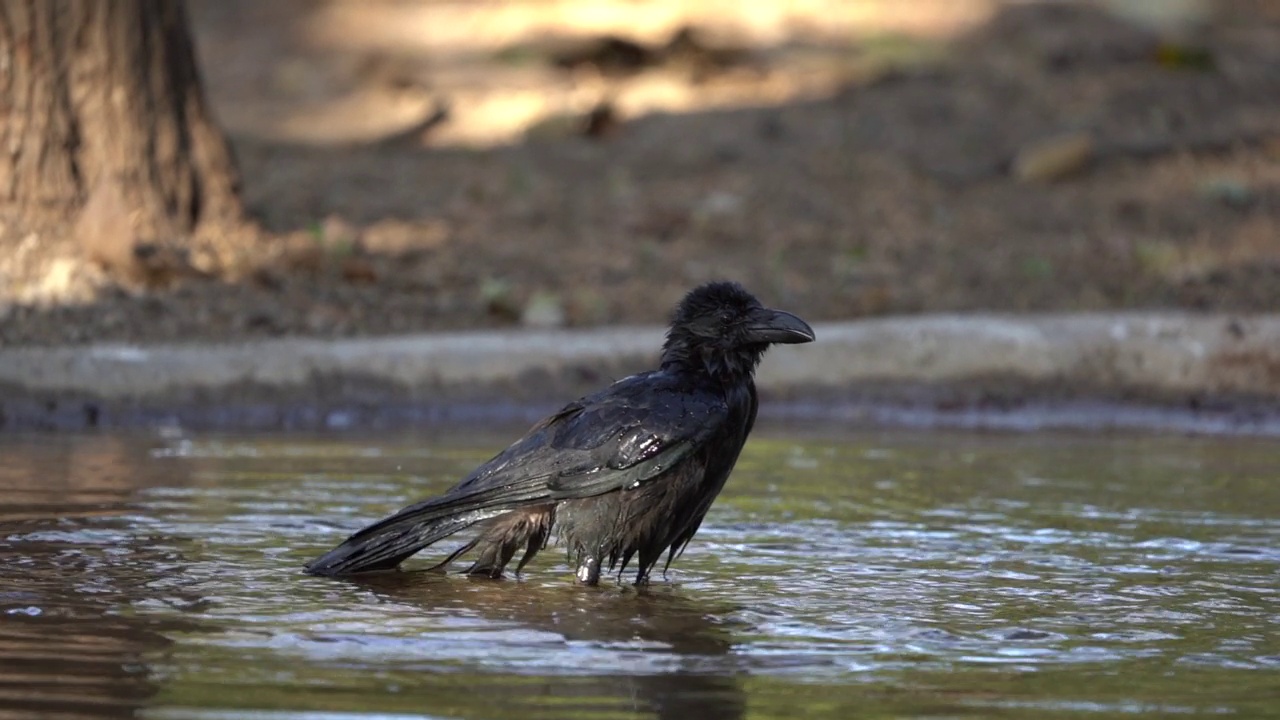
2, 312, 1279, 432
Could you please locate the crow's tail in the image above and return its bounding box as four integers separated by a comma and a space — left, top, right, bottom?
303, 487, 550, 576
304, 509, 492, 576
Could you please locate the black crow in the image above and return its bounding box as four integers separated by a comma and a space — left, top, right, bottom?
303, 281, 814, 585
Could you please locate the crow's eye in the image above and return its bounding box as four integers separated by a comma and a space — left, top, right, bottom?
718, 311, 733, 325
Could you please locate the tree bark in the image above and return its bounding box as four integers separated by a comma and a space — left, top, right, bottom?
0, 0, 241, 283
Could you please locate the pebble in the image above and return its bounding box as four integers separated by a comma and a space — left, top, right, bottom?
1012, 132, 1096, 183
521, 291, 566, 328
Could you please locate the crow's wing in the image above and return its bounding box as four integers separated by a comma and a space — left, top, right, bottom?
451, 370, 728, 502
303, 371, 729, 575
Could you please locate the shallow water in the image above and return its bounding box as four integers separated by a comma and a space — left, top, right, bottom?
1, 425, 1278, 719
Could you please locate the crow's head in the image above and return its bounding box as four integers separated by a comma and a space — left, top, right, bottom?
661, 281, 814, 380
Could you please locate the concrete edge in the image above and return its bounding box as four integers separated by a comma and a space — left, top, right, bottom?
2, 312, 1279, 433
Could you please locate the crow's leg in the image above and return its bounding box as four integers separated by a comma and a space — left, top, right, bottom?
575, 555, 602, 585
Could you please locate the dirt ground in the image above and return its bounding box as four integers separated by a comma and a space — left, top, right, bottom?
1, 0, 1278, 347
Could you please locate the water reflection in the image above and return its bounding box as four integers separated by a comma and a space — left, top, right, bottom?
0, 434, 202, 720
347, 573, 747, 720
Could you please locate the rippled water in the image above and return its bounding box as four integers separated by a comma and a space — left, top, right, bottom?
1, 425, 1278, 719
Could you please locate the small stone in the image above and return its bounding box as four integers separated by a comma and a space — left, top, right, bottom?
362, 219, 449, 256
480, 277, 520, 321
521, 291, 566, 328
697, 191, 744, 218
1012, 132, 1095, 183
318, 215, 360, 254
1198, 177, 1255, 209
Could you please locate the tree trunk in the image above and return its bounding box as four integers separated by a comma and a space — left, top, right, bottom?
0, 0, 241, 285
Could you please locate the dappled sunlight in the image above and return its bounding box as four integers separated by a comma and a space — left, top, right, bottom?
199, 0, 990, 147
4, 0, 1277, 346
301, 0, 994, 54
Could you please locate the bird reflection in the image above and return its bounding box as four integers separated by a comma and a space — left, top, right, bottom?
350, 572, 749, 720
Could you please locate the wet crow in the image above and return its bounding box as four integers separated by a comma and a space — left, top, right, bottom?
304, 281, 814, 585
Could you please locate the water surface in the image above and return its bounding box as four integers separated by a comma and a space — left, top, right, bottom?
1, 425, 1277, 719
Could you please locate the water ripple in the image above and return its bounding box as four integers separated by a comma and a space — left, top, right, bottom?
0, 430, 1277, 719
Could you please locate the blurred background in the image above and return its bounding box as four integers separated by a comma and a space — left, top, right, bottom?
2, 0, 1277, 345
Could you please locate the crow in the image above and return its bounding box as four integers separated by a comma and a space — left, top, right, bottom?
303, 281, 814, 585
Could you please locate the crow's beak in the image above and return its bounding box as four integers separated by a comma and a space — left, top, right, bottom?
743, 308, 815, 345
